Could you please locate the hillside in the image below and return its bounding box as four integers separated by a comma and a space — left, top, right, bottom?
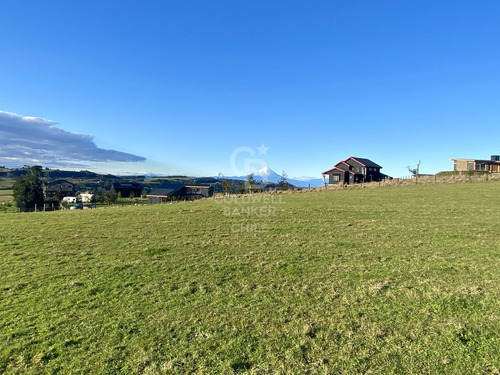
1, 182, 500, 373
0, 167, 248, 202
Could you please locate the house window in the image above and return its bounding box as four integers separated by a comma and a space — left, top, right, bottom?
468, 162, 474, 170
332, 175, 340, 182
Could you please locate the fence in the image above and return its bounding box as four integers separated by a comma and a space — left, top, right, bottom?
3, 173, 499, 212
321, 172, 500, 191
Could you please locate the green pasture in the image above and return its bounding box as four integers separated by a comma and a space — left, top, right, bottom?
0, 189, 13, 203
1, 181, 499, 374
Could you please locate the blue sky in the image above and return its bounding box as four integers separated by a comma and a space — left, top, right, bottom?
1, 1, 499, 178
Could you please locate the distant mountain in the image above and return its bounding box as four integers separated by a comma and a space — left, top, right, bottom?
289, 176, 325, 188
216, 166, 324, 188
253, 166, 282, 183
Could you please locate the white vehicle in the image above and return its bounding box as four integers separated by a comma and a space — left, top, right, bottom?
79, 193, 94, 203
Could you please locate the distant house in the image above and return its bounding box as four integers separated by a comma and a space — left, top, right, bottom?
147, 183, 214, 204
322, 157, 390, 185
46, 179, 76, 199
451, 155, 500, 173
111, 182, 142, 198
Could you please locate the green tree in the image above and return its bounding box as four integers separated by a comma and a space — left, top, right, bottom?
13, 165, 44, 211
221, 179, 231, 195
101, 190, 118, 204
112, 191, 119, 203
278, 170, 288, 191
246, 173, 256, 193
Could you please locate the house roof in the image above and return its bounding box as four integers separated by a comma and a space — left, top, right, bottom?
451, 158, 500, 164
148, 183, 212, 197
322, 166, 357, 175
148, 183, 185, 197
322, 166, 343, 174
348, 157, 382, 169
148, 188, 184, 197
476, 160, 500, 164
333, 161, 350, 171
112, 182, 141, 188
336, 161, 350, 167
47, 179, 74, 186
323, 161, 351, 174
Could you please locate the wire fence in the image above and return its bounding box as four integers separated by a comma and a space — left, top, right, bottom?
3, 173, 499, 212
319, 172, 500, 191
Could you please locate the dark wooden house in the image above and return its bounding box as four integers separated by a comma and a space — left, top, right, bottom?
147, 183, 214, 204
111, 182, 142, 198
45, 179, 76, 199
322, 157, 390, 185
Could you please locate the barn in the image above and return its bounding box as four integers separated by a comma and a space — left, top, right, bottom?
147, 183, 213, 204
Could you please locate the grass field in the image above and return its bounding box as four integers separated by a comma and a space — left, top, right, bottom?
1, 182, 499, 374
0, 189, 13, 203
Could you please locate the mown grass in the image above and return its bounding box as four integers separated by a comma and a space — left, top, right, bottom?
1, 181, 500, 374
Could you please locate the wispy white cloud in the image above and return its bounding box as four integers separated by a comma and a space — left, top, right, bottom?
0, 111, 146, 167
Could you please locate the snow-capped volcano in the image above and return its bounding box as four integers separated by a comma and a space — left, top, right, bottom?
252, 166, 282, 183
217, 166, 324, 188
